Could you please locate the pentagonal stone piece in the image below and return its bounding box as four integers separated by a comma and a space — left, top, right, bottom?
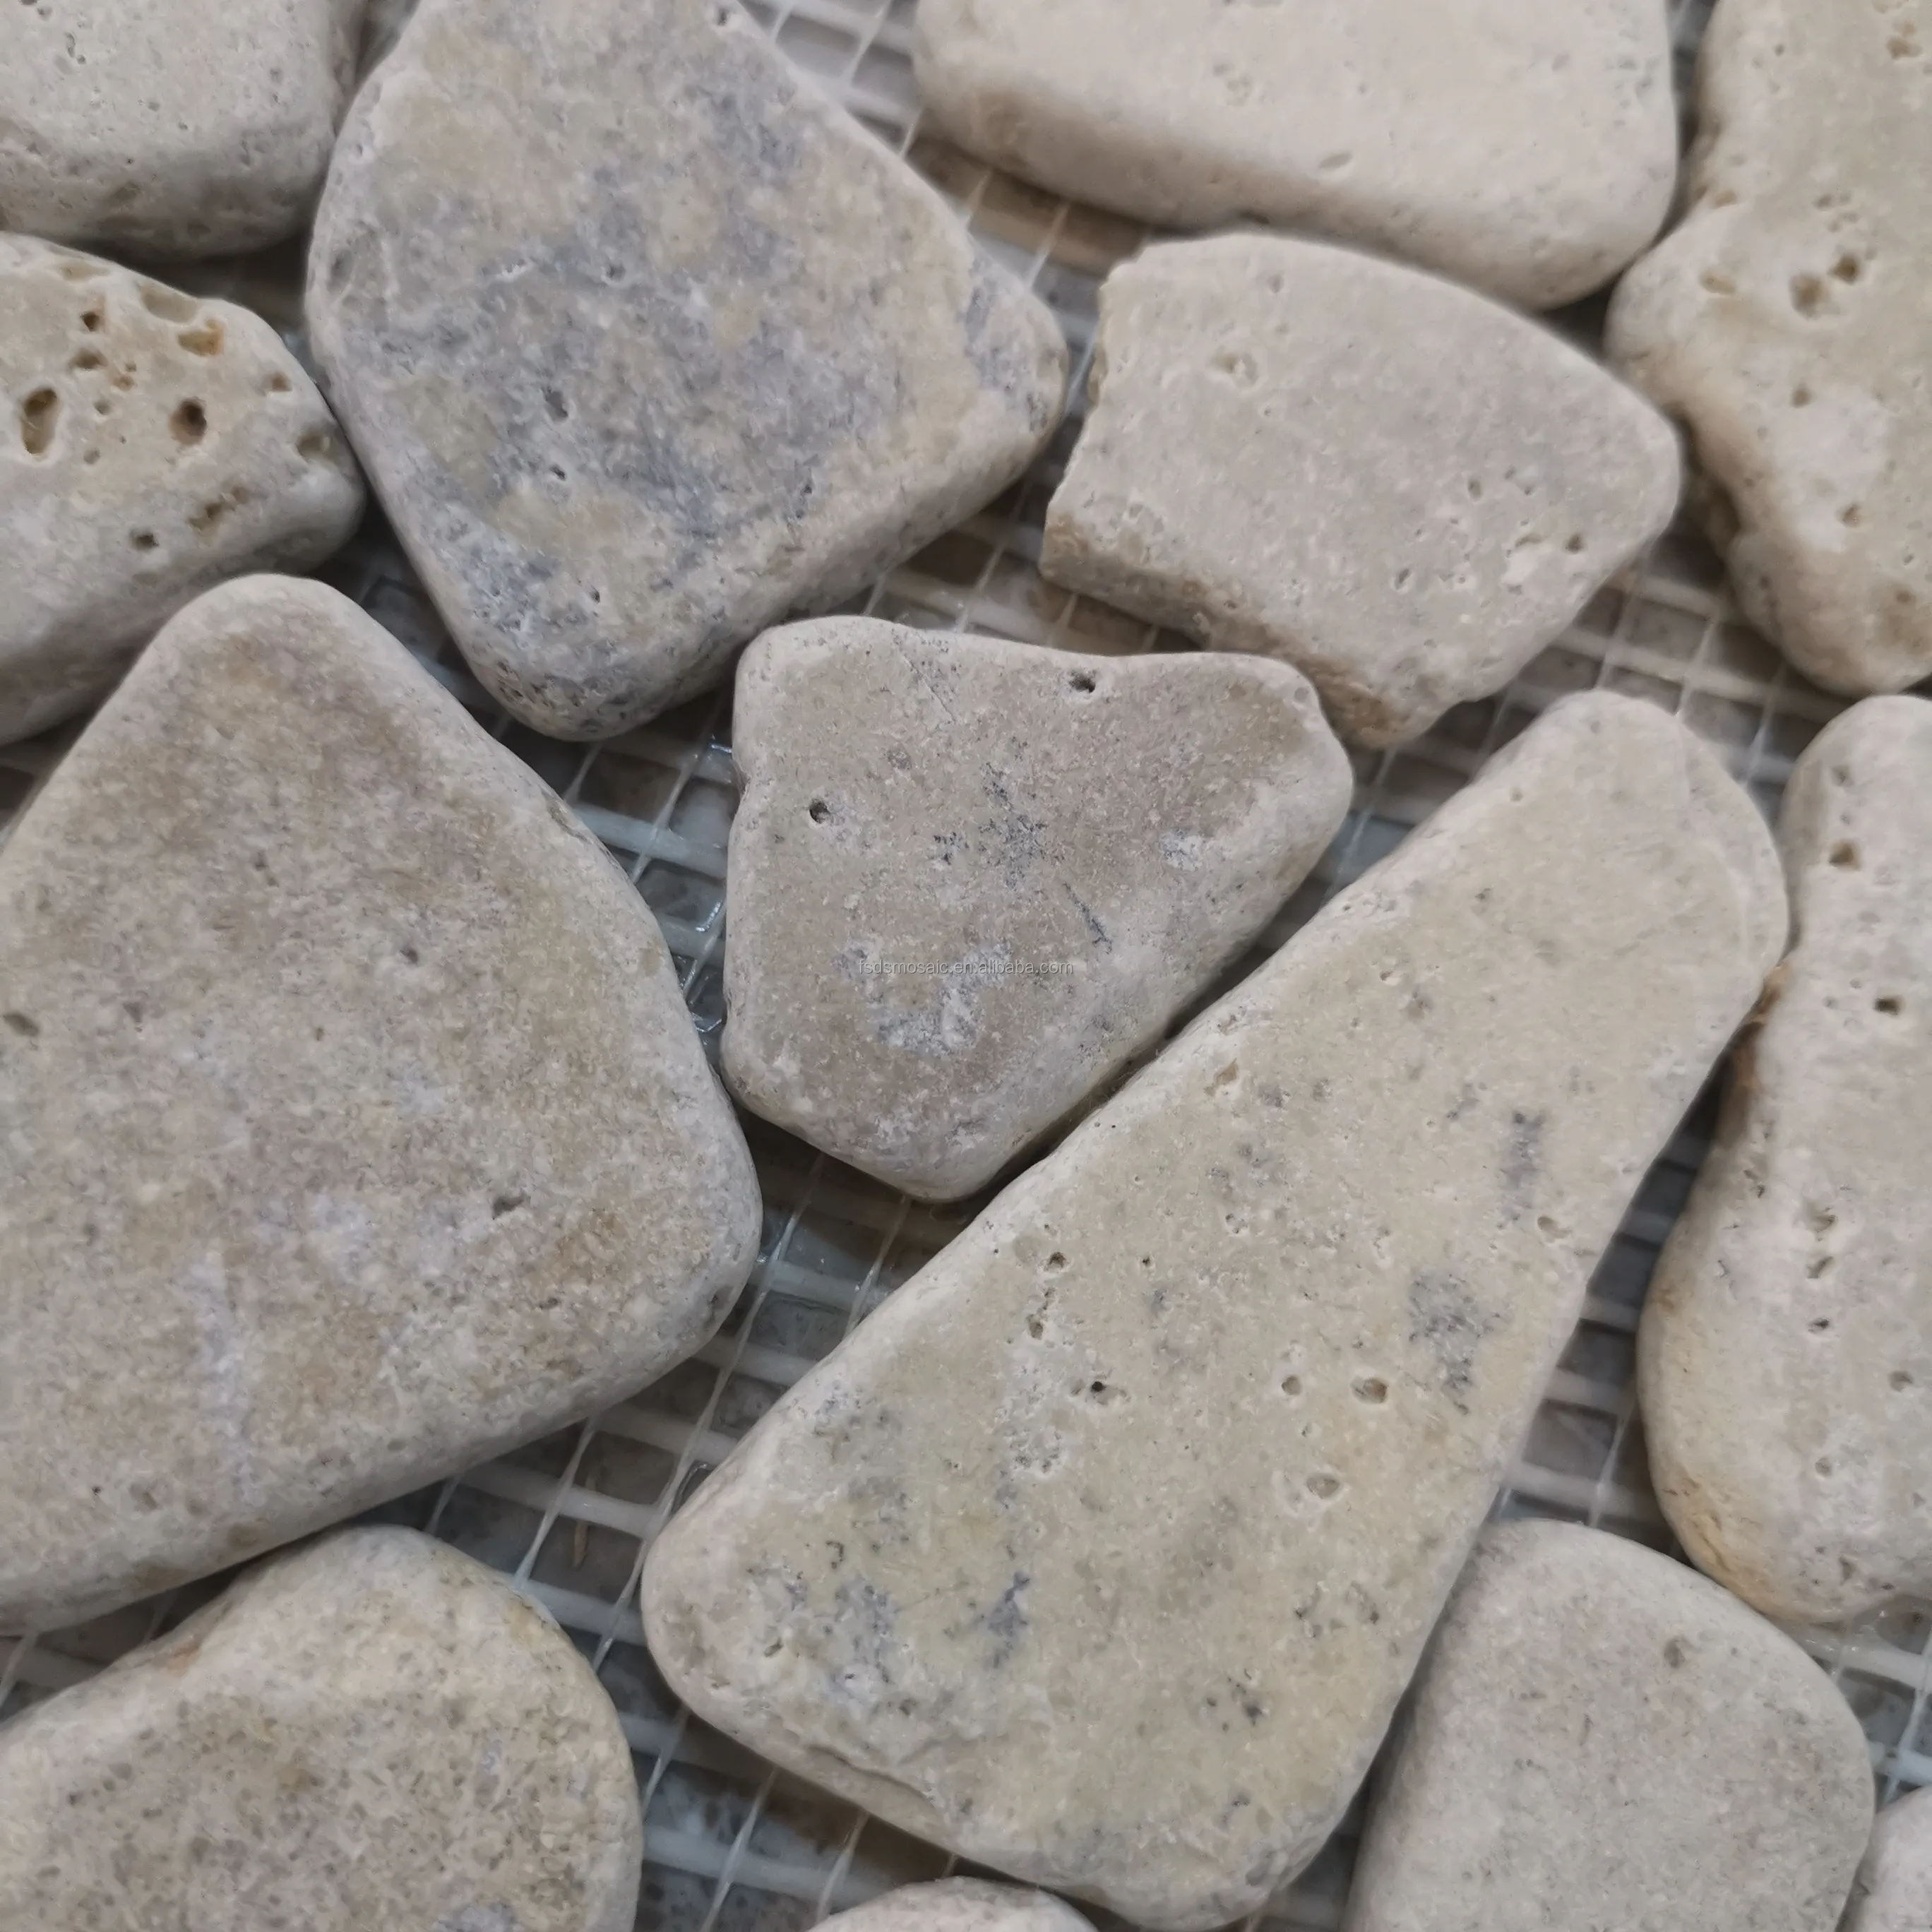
0, 576, 760, 1633
0, 1528, 643, 1932
1042, 236, 1680, 747
308, 0, 1068, 741
826, 1882, 1095, 1932
0, 0, 362, 256
643, 693, 1784, 1931
1347, 1520, 1873, 1932
1608, 0, 1932, 693
1639, 696, 1932, 1623
0, 235, 365, 747
914, 0, 1676, 309
1845, 1789, 1932, 1932
722, 618, 1351, 1199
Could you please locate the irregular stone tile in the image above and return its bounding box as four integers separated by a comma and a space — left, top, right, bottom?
914, 0, 1676, 309
1347, 1520, 1873, 1932
308, 0, 1067, 742
0, 235, 365, 749
1639, 696, 1932, 1623
0, 0, 362, 257
826, 1881, 1095, 1932
0, 576, 760, 1633
1845, 1789, 1932, 1932
1608, 0, 1932, 693
643, 692, 1784, 1931
1042, 235, 1681, 748
0, 1528, 643, 1931
722, 617, 1352, 1199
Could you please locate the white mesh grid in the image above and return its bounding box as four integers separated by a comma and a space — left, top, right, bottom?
5, 0, 1931, 1924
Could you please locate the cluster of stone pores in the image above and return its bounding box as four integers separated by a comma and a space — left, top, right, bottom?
1, 0, 1928, 1929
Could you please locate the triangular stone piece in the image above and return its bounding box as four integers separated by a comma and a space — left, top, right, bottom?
0, 576, 760, 1633
721, 617, 1352, 1199
309, 0, 1068, 741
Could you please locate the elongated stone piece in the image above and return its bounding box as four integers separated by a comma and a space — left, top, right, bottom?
1345, 1520, 1873, 1932
0, 576, 760, 1633
827, 1881, 1095, 1932
0, 1529, 643, 1931
722, 618, 1351, 1198
309, 0, 1066, 741
0, 235, 364, 748
1607, 0, 1932, 694
1639, 696, 1932, 1623
643, 692, 1784, 1931
1845, 1789, 1932, 1932
914, 0, 1676, 309
1042, 236, 1680, 747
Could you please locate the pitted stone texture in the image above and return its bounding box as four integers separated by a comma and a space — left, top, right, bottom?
722, 618, 1351, 1199
1844, 1789, 1932, 1932
0, 1529, 643, 1932
1639, 696, 1932, 1625
0, 236, 364, 749
1042, 237, 1680, 748
309, 0, 1067, 742
915, 0, 1676, 310
826, 1881, 1096, 1932
0, 576, 760, 1633
1346, 1521, 1873, 1932
0, 0, 361, 256
643, 693, 1784, 1932
1608, 0, 1932, 694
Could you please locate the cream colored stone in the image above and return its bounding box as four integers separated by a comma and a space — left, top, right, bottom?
309, 0, 1067, 741
0, 236, 364, 748
1844, 1789, 1932, 1932
827, 1881, 1095, 1932
722, 618, 1351, 1199
643, 692, 1784, 1932
0, 576, 760, 1633
1044, 236, 1681, 747
0, 1528, 642, 1931
0, 0, 362, 256
1638, 696, 1932, 1624
1346, 1520, 1873, 1932
1608, 0, 1932, 694
915, 0, 1676, 309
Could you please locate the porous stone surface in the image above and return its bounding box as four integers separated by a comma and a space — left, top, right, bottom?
1042, 236, 1681, 748
826, 1880, 1095, 1932
914, 0, 1676, 309
0, 0, 362, 256
1844, 1788, 1932, 1932
0, 575, 760, 1633
0, 1528, 643, 1931
722, 617, 1351, 1199
643, 692, 1784, 1931
1639, 696, 1932, 1625
1608, 0, 1932, 694
1345, 1520, 1873, 1932
309, 0, 1067, 741
0, 235, 364, 748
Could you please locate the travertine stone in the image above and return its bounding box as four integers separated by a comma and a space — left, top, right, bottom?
826, 1881, 1095, 1932
1346, 1520, 1873, 1932
0, 1529, 643, 1931
1844, 1789, 1932, 1932
914, 0, 1676, 309
1042, 236, 1681, 749
0, 0, 362, 256
1608, 0, 1932, 694
0, 236, 364, 748
309, 0, 1067, 741
722, 618, 1351, 1199
1639, 696, 1932, 1624
643, 692, 1784, 1931
0, 576, 760, 1633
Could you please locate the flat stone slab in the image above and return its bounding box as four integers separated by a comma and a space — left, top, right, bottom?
1640, 696, 1932, 1623
0, 235, 365, 748
1042, 236, 1680, 747
0, 576, 760, 1633
1348, 1520, 1873, 1932
0, 1528, 643, 1931
309, 0, 1067, 741
1846, 1789, 1932, 1932
643, 691, 1784, 1931
1609, 0, 1932, 694
826, 1881, 1094, 1932
722, 617, 1351, 1198
0, 0, 360, 256
914, 0, 1676, 309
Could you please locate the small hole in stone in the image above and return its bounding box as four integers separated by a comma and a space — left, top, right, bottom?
18, 386, 59, 455
264, 370, 291, 393
80, 306, 104, 331
1564, 535, 1585, 554
1069, 671, 1096, 694
1699, 270, 1736, 295
68, 349, 103, 371
169, 398, 206, 444
1087, 1380, 1107, 1396
1842, 504, 1863, 527
2, 1011, 40, 1037
177, 319, 225, 357
543, 386, 569, 421
83, 448, 99, 464
1536, 1215, 1560, 1237
400, 943, 420, 965
1810, 1318, 1832, 1333
491, 1190, 527, 1218
1815, 1457, 1834, 1476
1832, 254, 1861, 283
1044, 1251, 1066, 1271
1876, 996, 1902, 1015
1893, 1371, 1915, 1390
1139, 1256, 1152, 1270
807, 799, 831, 824
1306, 1472, 1342, 1501
1790, 274, 1827, 316
1353, 1376, 1388, 1405
1830, 841, 1859, 869
1465, 477, 1483, 500
1281, 1375, 1302, 1397
1664, 1638, 1688, 1668
297, 430, 333, 461
138, 280, 198, 322
131, 530, 157, 551
1791, 385, 1812, 407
